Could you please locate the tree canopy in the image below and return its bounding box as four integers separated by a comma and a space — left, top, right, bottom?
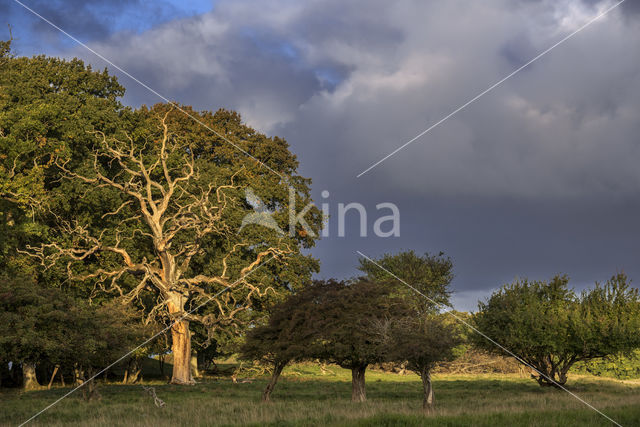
359, 250, 460, 411
358, 250, 453, 314
473, 274, 640, 386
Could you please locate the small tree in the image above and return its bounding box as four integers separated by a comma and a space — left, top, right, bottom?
310, 279, 411, 402
387, 315, 461, 412
0, 271, 65, 390
473, 274, 640, 387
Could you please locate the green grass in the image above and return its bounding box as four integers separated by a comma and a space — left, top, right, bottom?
2, 363, 640, 426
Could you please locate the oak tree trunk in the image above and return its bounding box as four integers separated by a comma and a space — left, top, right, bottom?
351, 364, 368, 402
420, 368, 434, 413
168, 294, 195, 385
22, 362, 40, 390
170, 318, 194, 384
262, 361, 287, 402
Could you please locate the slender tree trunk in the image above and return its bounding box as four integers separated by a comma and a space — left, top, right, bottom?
22, 362, 40, 390
190, 352, 200, 379
48, 365, 60, 390
556, 371, 568, 387
262, 361, 287, 402
420, 368, 434, 413
398, 361, 407, 376
81, 368, 101, 401
197, 352, 206, 373
126, 359, 142, 384
168, 294, 194, 385
556, 360, 575, 386
159, 355, 165, 378
73, 364, 84, 387
351, 364, 368, 402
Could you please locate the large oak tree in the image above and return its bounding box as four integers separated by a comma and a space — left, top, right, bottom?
28, 103, 321, 384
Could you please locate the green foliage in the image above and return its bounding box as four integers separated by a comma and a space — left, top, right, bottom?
0, 41, 124, 209
239, 279, 413, 401
473, 274, 640, 386
44, 103, 322, 355
0, 271, 150, 375
358, 250, 453, 314
239, 283, 322, 366
0, 40, 127, 304
306, 280, 413, 370
573, 350, 640, 380
388, 315, 462, 375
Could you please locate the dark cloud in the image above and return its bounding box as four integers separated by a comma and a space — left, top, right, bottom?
312, 194, 640, 311
500, 33, 538, 68
583, 0, 640, 15
45, 2, 124, 40
621, 0, 640, 15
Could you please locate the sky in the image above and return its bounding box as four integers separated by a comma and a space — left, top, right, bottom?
3, 0, 640, 311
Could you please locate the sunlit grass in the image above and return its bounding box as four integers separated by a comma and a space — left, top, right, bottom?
2, 363, 639, 426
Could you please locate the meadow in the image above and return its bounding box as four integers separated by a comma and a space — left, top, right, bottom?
2, 363, 640, 426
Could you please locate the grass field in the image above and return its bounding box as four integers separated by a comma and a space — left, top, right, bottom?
2, 363, 640, 426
